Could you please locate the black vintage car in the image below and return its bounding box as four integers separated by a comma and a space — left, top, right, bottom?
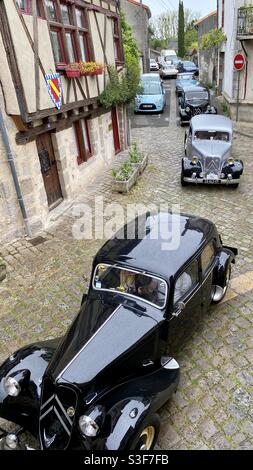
179, 86, 217, 124
0, 212, 237, 451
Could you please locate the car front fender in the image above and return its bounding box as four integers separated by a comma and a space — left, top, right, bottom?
0, 338, 61, 434
212, 248, 236, 289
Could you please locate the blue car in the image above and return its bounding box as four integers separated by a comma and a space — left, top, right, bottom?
177, 61, 199, 76
135, 81, 166, 113
176, 73, 200, 96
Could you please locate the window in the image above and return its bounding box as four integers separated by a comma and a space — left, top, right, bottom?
74, 119, 92, 165
174, 260, 199, 305
16, 0, 44, 17
113, 18, 121, 62
201, 243, 215, 275
93, 264, 167, 309
221, 0, 225, 28
46, 1, 91, 67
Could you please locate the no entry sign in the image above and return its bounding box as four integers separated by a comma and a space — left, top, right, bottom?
234, 53, 245, 71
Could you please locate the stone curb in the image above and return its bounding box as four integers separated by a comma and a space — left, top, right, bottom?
0, 257, 7, 282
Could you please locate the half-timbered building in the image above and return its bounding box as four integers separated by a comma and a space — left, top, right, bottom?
0, 0, 128, 242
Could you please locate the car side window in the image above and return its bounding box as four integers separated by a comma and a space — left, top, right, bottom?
201, 242, 216, 276
174, 260, 199, 305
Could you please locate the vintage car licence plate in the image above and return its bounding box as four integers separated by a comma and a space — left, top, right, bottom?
205, 173, 221, 184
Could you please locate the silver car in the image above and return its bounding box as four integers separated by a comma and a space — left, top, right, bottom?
181, 115, 244, 188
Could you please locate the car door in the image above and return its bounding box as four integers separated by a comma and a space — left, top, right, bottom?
167, 259, 202, 355
200, 241, 217, 311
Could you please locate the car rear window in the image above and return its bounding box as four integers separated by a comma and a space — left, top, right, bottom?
194, 131, 230, 142
185, 91, 208, 100
93, 264, 167, 308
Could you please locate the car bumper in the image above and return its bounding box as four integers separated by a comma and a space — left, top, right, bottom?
182, 176, 241, 185
135, 104, 164, 113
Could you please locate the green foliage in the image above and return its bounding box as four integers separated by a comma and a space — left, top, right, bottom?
129, 142, 144, 164
113, 160, 135, 182
185, 22, 198, 51
98, 12, 141, 108
201, 28, 227, 51
178, 0, 185, 58
221, 100, 230, 118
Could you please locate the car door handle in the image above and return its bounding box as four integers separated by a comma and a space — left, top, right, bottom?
172, 301, 186, 317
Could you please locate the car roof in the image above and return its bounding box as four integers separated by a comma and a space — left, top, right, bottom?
178, 73, 195, 78
94, 212, 216, 281
191, 114, 233, 133
141, 73, 160, 78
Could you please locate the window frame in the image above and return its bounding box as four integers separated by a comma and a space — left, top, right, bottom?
16, 0, 44, 17
45, 1, 92, 68
74, 118, 93, 165
112, 17, 122, 64
173, 259, 200, 306
201, 241, 216, 277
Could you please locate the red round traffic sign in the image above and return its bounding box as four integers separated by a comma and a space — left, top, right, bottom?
234, 53, 245, 71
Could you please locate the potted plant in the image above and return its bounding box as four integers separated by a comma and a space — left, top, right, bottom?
129, 142, 148, 175
92, 63, 104, 76
79, 61, 96, 76
65, 63, 80, 78
112, 160, 139, 193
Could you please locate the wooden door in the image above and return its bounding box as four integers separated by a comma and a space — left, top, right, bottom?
111, 107, 121, 154
37, 133, 63, 210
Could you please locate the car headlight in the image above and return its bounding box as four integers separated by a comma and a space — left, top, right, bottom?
79, 405, 105, 438
3, 376, 21, 397
227, 157, 234, 166
191, 156, 199, 165
185, 106, 190, 113
79, 415, 99, 437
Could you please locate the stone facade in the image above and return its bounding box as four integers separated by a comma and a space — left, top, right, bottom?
121, 0, 151, 73
195, 11, 218, 87
0, 0, 128, 243
218, 0, 253, 122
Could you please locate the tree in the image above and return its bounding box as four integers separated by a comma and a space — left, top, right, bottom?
185, 20, 198, 52
178, 0, 185, 58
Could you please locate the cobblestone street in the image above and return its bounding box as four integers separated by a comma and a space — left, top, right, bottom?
1, 80, 253, 449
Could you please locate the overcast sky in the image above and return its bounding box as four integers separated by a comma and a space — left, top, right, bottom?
143, 0, 217, 18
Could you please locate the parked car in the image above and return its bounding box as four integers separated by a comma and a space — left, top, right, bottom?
0, 211, 237, 450
179, 86, 217, 124
160, 62, 178, 79
135, 81, 166, 113
150, 59, 159, 72
176, 73, 200, 96
177, 60, 199, 76
181, 114, 244, 188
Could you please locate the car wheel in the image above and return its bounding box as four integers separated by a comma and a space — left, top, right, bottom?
130, 414, 160, 450
230, 183, 239, 189
212, 263, 232, 303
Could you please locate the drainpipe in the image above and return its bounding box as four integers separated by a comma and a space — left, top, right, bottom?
0, 109, 32, 238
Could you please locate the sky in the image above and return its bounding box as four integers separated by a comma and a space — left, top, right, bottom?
143, 0, 217, 18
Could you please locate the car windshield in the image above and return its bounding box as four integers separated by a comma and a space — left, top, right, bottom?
142, 83, 161, 95
194, 131, 230, 142
93, 264, 167, 309
184, 61, 196, 67
185, 91, 208, 101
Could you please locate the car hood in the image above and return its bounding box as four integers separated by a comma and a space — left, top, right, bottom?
46, 295, 159, 387
192, 140, 231, 159
185, 99, 209, 107
137, 94, 163, 103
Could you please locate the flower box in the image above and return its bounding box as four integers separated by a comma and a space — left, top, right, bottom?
112, 167, 139, 193
66, 69, 80, 78
132, 154, 149, 175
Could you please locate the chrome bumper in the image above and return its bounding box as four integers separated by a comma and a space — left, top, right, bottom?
183, 177, 241, 185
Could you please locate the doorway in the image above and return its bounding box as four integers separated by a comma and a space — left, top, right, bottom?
36, 132, 63, 210
111, 107, 121, 154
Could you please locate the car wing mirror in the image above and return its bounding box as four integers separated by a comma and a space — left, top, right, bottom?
172, 301, 186, 318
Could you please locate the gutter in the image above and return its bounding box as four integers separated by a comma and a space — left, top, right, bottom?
0, 108, 32, 238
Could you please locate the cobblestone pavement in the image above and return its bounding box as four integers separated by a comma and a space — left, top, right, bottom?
0, 80, 253, 450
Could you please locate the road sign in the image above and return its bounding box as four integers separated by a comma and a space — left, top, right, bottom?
234, 53, 245, 71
